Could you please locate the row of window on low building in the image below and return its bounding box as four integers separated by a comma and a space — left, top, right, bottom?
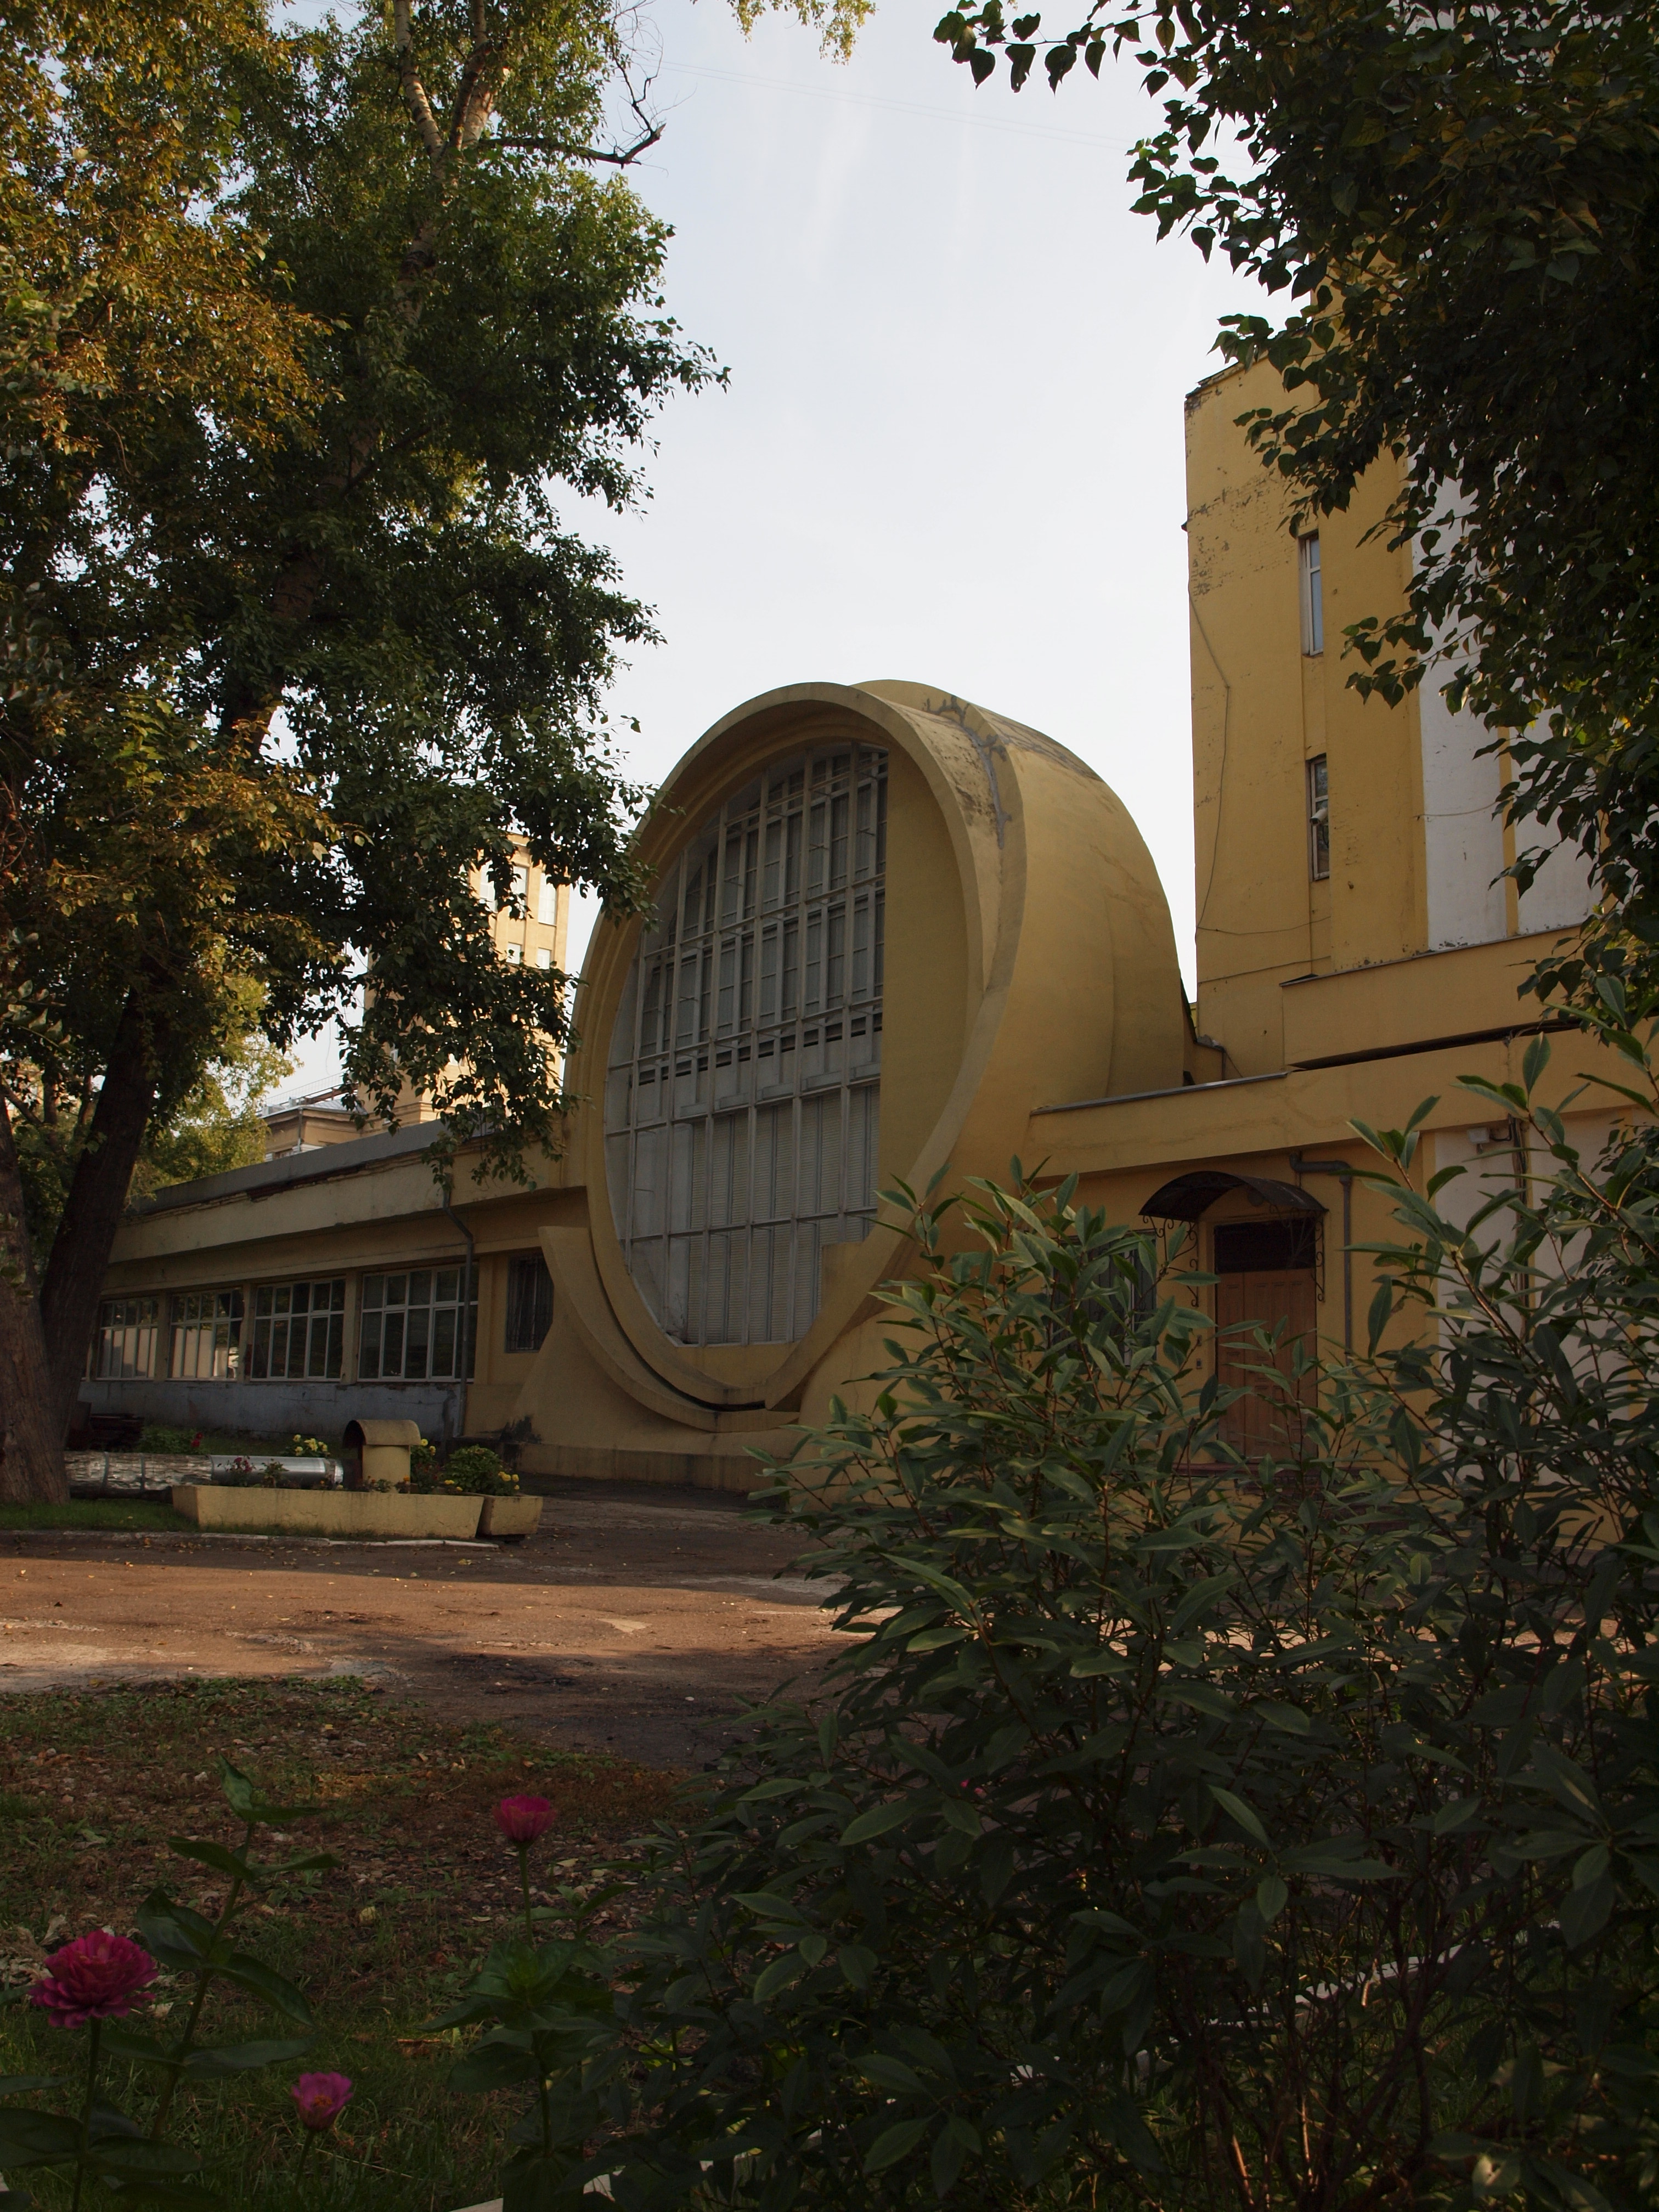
89, 1255, 554, 1385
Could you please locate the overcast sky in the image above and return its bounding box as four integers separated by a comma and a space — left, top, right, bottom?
276, 0, 1265, 1100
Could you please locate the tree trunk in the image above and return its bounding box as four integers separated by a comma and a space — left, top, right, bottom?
0, 1092, 66, 1503
41, 988, 165, 1442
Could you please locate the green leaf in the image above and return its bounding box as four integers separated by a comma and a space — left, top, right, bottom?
930, 2115, 980, 2197
449, 2041, 539, 2095
753, 1952, 803, 2002
215, 1953, 314, 2025
134, 1889, 215, 1968
1558, 1870, 1615, 1949
1367, 1279, 1393, 1355
865, 2117, 929, 2172
1256, 1875, 1289, 1923
0, 2076, 65, 2095
182, 2036, 314, 2076
167, 1837, 250, 1881
1209, 1786, 1270, 1846
857, 2053, 927, 2095
0, 2107, 83, 2164
89, 2138, 205, 2178
840, 1801, 913, 1847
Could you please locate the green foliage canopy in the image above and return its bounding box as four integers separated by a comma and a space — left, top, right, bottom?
0, 0, 720, 1469
934, 0, 1659, 1001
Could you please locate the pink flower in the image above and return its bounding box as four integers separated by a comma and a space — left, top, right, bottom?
494, 1792, 555, 1845
28, 1931, 156, 2027
290, 2071, 354, 2131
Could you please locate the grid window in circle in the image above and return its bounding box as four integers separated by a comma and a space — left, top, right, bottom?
605, 744, 887, 1345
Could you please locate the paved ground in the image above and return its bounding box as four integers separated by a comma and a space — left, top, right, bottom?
0, 1480, 842, 1767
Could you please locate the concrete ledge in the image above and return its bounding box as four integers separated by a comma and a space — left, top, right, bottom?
531, 1445, 768, 1494
477, 1497, 543, 1539
170, 1487, 483, 1539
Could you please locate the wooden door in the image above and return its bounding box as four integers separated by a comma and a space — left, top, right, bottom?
1213, 1219, 1319, 1459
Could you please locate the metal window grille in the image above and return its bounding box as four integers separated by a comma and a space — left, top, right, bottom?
1307, 754, 1330, 881
358, 1268, 476, 1381
504, 1253, 553, 1353
605, 744, 887, 1346
169, 1290, 244, 1381
1300, 532, 1324, 654
249, 1279, 346, 1380
89, 1295, 160, 1380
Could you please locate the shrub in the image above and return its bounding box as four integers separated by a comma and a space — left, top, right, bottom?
137, 1424, 201, 1454
408, 1439, 443, 1492
516, 1096, 1659, 2212
441, 1445, 518, 1497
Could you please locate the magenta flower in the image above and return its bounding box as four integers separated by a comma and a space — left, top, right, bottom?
290, 2071, 354, 2132
28, 1931, 156, 2027
494, 1793, 555, 1845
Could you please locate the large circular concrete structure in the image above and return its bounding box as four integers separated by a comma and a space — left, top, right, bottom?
531, 679, 1187, 1473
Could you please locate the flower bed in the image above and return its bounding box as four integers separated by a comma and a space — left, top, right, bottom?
169, 1486, 484, 1540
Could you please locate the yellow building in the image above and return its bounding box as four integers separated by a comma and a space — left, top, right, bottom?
82, 363, 1604, 1469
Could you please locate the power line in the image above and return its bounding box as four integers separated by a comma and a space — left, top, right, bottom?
657, 59, 1121, 153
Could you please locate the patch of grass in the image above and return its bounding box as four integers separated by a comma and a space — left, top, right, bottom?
0, 1675, 680, 2208
0, 1497, 194, 1533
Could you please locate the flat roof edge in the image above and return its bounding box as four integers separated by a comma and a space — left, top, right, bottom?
129, 1123, 447, 1215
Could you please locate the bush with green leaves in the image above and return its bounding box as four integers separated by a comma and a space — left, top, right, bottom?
136, 1425, 202, 1456
506, 1056, 1659, 2212
441, 1446, 519, 1498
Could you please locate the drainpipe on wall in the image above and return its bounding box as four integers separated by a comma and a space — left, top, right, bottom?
441, 1195, 476, 1448
1289, 1155, 1354, 1352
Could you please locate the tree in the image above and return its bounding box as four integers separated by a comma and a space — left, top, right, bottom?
934, 0, 1659, 1000
0, 0, 722, 1502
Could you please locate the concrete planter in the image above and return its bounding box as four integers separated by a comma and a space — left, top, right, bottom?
477, 1496, 543, 1541
170, 1486, 482, 1540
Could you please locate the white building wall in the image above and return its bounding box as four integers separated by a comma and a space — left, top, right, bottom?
1419, 675, 1508, 950
1516, 825, 1596, 936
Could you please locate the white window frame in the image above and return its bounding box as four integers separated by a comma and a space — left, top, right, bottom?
89, 1296, 160, 1380
170, 1289, 244, 1381
1307, 754, 1331, 881
247, 1279, 347, 1381
1299, 531, 1324, 654
358, 1267, 476, 1381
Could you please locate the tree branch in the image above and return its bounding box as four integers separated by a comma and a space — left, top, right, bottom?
392, 0, 447, 175
496, 78, 665, 168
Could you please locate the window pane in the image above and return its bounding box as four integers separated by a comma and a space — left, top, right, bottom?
505, 1254, 553, 1353
404, 1306, 430, 1380
432, 1305, 456, 1376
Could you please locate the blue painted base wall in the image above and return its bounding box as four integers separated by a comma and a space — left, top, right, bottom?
77, 1378, 462, 1443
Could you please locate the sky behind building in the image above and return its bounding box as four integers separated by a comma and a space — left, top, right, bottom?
276, 0, 1267, 1099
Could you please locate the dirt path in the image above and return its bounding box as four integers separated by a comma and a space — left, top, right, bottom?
0, 1480, 842, 1766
